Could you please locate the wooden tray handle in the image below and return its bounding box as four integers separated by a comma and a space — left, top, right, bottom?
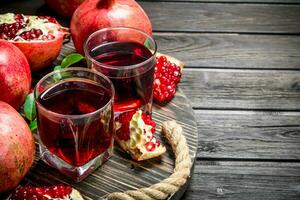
104, 120, 192, 200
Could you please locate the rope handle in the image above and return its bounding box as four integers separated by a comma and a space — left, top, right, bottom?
104, 120, 192, 200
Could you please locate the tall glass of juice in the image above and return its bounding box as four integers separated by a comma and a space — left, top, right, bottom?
35, 68, 115, 182
84, 27, 157, 117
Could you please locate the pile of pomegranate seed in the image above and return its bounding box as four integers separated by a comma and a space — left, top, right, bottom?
115, 111, 156, 141
0, 22, 25, 39
9, 185, 76, 200
0, 13, 57, 41
18, 29, 43, 40
153, 56, 182, 103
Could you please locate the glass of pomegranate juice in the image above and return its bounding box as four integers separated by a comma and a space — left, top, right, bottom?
84, 27, 157, 116
34, 68, 115, 182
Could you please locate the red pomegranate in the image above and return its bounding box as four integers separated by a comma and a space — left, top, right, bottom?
0, 40, 31, 109
45, 0, 84, 18
0, 101, 35, 193
71, 0, 152, 54
0, 13, 69, 71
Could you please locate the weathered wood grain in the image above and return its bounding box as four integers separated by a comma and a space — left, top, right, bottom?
140, 2, 300, 33
55, 34, 300, 70
183, 161, 300, 200
180, 68, 300, 110
154, 33, 300, 69
195, 110, 300, 159
2, 1, 300, 34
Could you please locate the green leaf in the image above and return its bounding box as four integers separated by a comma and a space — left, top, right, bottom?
53, 65, 62, 71
60, 53, 85, 69
144, 38, 151, 49
53, 65, 63, 81
24, 93, 36, 121
29, 119, 37, 132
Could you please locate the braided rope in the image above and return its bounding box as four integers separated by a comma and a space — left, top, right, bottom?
104, 120, 192, 200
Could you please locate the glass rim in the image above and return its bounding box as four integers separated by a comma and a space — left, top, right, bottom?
34, 67, 115, 119
83, 26, 157, 71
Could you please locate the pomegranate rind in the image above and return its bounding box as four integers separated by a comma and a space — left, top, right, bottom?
0, 101, 35, 193
12, 35, 65, 71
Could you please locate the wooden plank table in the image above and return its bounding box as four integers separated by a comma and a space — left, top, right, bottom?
1, 0, 300, 199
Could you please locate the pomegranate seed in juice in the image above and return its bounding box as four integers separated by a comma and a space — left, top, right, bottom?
89, 41, 155, 115
36, 80, 114, 167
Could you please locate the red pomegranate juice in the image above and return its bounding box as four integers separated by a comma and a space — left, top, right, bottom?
37, 79, 114, 167
89, 41, 155, 115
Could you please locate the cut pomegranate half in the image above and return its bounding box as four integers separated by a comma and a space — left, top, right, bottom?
0, 13, 69, 71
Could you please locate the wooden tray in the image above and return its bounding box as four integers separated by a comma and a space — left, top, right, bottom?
6, 42, 198, 200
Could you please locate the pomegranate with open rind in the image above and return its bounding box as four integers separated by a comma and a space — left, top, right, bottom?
153, 55, 183, 103
45, 0, 84, 18
0, 13, 69, 71
71, 0, 152, 54
0, 101, 35, 193
115, 110, 165, 161
0, 40, 31, 109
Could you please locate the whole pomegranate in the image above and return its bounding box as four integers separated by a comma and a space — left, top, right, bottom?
45, 0, 84, 18
0, 101, 35, 193
0, 13, 69, 71
71, 0, 152, 54
0, 40, 31, 109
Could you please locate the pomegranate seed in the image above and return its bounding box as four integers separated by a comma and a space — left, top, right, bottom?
15, 14, 24, 22
145, 141, 156, 152
156, 140, 161, 147
39, 16, 57, 24
46, 34, 55, 40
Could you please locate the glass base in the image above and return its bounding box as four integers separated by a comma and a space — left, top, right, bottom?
39, 143, 113, 182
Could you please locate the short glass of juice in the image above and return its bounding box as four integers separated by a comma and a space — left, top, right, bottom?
84, 27, 157, 116
35, 67, 115, 182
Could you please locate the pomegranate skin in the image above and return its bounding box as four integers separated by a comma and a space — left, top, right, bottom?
0, 101, 35, 193
12, 36, 65, 71
0, 40, 31, 109
45, 0, 84, 18
71, 0, 152, 54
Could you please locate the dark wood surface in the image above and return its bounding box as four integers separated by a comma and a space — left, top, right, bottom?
1, 0, 300, 199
